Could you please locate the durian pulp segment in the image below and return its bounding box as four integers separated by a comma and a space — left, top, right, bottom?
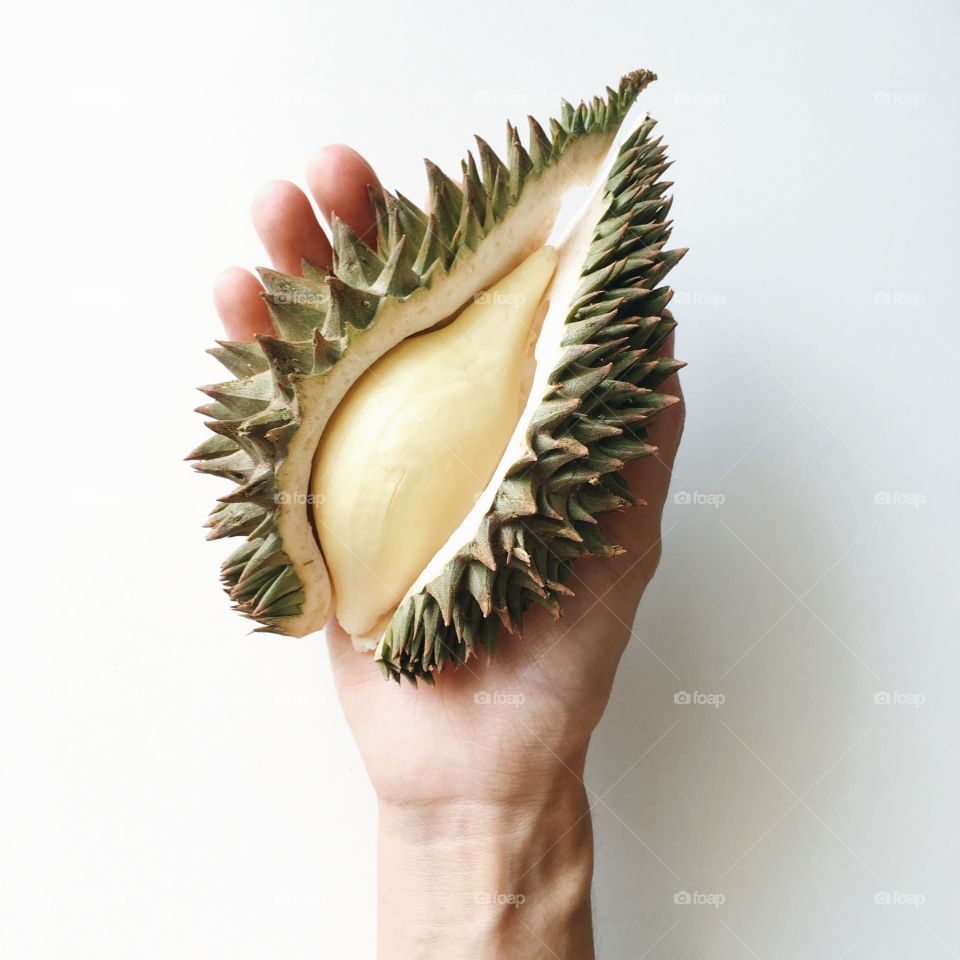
310, 247, 559, 641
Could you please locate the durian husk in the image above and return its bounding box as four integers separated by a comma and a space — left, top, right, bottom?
189, 69, 686, 683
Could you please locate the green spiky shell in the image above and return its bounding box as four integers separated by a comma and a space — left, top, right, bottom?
189, 69, 685, 683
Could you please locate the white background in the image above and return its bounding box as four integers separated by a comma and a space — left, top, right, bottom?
3, 0, 959, 956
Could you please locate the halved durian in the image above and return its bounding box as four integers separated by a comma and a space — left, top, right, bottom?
190, 69, 686, 682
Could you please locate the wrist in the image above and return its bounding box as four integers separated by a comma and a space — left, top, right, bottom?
377, 784, 594, 959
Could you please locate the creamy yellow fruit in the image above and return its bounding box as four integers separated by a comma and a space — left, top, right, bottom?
311, 246, 558, 638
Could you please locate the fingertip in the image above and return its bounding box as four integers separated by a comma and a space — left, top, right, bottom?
250, 178, 299, 228
307, 144, 371, 183
307, 144, 382, 247
213, 267, 272, 342
251, 179, 332, 275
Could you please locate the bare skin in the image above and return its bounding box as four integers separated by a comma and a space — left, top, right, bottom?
214, 144, 684, 959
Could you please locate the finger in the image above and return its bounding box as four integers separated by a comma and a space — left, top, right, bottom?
306, 145, 382, 249
251, 180, 333, 275
213, 267, 272, 342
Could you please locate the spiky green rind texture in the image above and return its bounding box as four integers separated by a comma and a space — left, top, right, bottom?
190, 70, 660, 635
375, 118, 685, 682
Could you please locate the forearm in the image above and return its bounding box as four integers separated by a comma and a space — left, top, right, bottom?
378, 786, 595, 959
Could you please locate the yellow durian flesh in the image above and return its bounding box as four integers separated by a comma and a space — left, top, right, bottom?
310, 246, 559, 640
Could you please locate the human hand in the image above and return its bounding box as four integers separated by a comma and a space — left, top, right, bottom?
214, 144, 684, 958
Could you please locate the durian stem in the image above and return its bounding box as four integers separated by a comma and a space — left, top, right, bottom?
377, 787, 595, 959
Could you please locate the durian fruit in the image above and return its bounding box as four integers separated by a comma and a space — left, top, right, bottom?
190, 69, 685, 683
